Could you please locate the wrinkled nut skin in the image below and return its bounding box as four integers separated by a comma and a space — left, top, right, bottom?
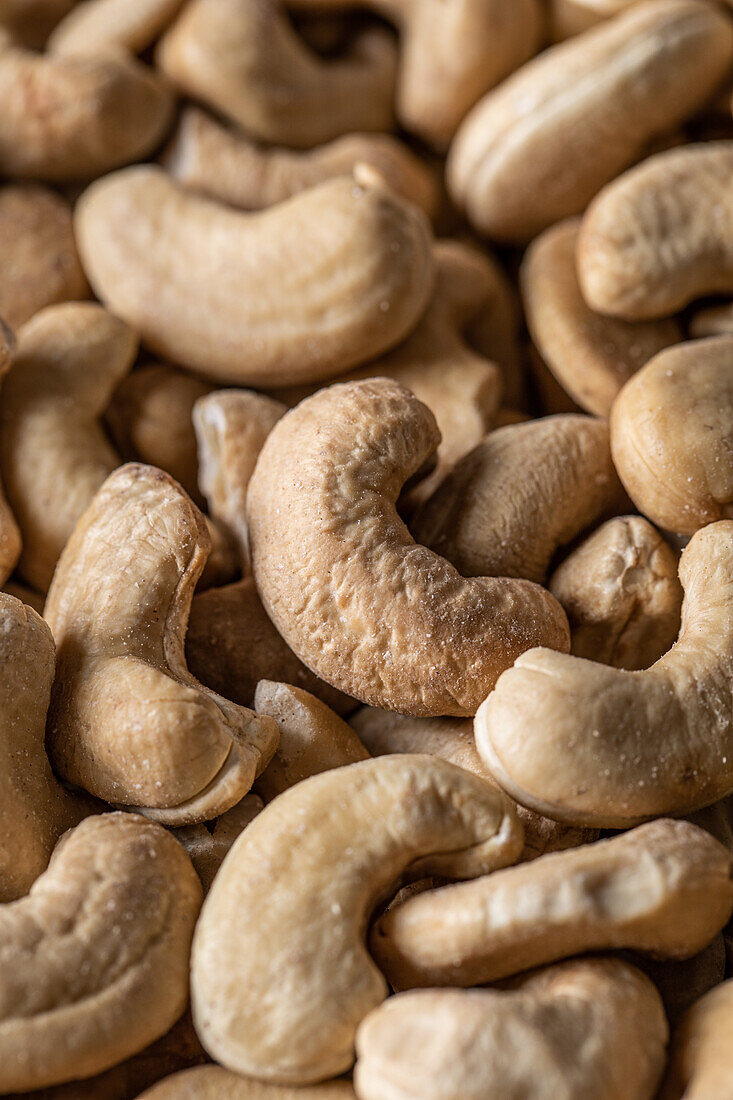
578, 142, 733, 320
447, 0, 733, 242
0, 813, 202, 1093
372, 820, 733, 988
191, 755, 523, 1084
610, 337, 733, 536
75, 167, 435, 387
549, 515, 683, 670
475, 521, 733, 827
45, 464, 279, 825
48, 0, 185, 56
521, 218, 681, 416
660, 978, 733, 1099
413, 414, 622, 585
354, 958, 668, 1100
0, 320, 21, 587
247, 379, 570, 717
138, 1069, 357, 1098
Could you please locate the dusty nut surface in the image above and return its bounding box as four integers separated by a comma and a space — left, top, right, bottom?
139, 1068, 357, 1098
247, 378, 569, 716
45, 463, 279, 824
75, 166, 434, 387
610, 336, 733, 535
372, 819, 733, 988
0, 812, 202, 1093
191, 755, 522, 1084
354, 957, 668, 1100
660, 977, 733, 1099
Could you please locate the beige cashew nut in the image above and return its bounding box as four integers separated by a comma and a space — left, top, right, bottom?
49, 0, 185, 56
660, 978, 733, 1099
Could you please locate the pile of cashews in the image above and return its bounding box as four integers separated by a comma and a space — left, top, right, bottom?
2, 0, 733, 1097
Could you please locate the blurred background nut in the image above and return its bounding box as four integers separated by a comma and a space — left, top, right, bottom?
0, 0, 76, 46
175, 792, 263, 893
660, 978, 733, 1099
550, 0, 642, 40
689, 301, 733, 339
0, 320, 21, 586
48, 0, 185, 56
138, 1069, 358, 1098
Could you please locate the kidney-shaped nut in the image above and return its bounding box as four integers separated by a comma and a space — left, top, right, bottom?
610, 337, 733, 536
75, 166, 434, 387
447, 0, 733, 242
549, 515, 683, 669
476, 520, 733, 827
372, 819, 733, 988
0, 812, 202, 1093
247, 379, 570, 716
0, 321, 21, 587
521, 218, 681, 416
355, 957, 668, 1100
140, 1069, 357, 1099
191, 755, 523, 1084
660, 978, 733, 1099
157, 0, 396, 149
578, 143, 733, 320
412, 414, 622, 584
48, 0, 185, 55
45, 463, 279, 825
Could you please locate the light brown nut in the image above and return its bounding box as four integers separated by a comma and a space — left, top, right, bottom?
412, 414, 622, 584
0, 320, 21, 586
476, 520, 733, 827
521, 218, 681, 416
660, 978, 733, 1099
0, 184, 88, 331
354, 958, 668, 1100
157, 0, 396, 149
48, 0, 185, 55
0, 0, 76, 46
579, 143, 733, 321
690, 301, 733, 339
634, 934, 726, 1030
247, 378, 570, 717
138, 1069, 357, 1099
163, 106, 439, 220
75, 167, 434, 387
0, 812, 202, 1093
254, 681, 368, 801
372, 819, 733, 988
0, 302, 137, 592
191, 755, 523, 1083
550, 0, 641, 39
549, 515, 683, 669
0, 35, 173, 181
45, 463, 279, 825
447, 1, 733, 242
175, 792, 263, 893
610, 337, 733, 535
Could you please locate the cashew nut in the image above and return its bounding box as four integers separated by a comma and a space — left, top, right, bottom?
660, 978, 733, 1099
75, 167, 434, 387
45, 463, 279, 824
0, 812, 202, 1093
0, 320, 21, 586
175, 792, 263, 893
138, 1068, 357, 1099
191, 755, 523, 1083
247, 378, 570, 716
447, 1, 733, 241
48, 0, 185, 56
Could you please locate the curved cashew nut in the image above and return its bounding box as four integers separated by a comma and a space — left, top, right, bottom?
476, 520, 733, 827
0, 302, 138, 592
75, 167, 434, 387
660, 978, 733, 1099
521, 218, 680, 416
0, 812, 202, 1093
549, 515, 683, 669
49, 0, 185, 55
578, 143, 733, 320
0, 183, 88, 331
610, 337, 733, 535
157, 0, 396, 148
191, 755, 522, 1083
354, 958, 668, 1100
412, 414, 622, 585
176, 792, 263, 893
247, 379, 569, 716
372, 819, 733, 988
162, 106, 439, 219
45, 463, 279, 825
0, 321, 21, 586
447, 1, 733, 241
139, 1068, 357, 1099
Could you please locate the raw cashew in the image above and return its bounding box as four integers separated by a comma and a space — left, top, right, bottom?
0, 321, 21, 586
371, 819, 733, 988
354, 958, 668, 1100
49, 0, 185, 55
45, 463, 279, 824
0, 302, 137, 592
0, 33, 173, 181
191, 755, 523, 1083
521, 218, 680, 416
0, 812, 202, 1093
139, 1069, 357, 1098
176, 792, 263, 892
447, 1, 733, 242
247, 378, 570, 716
0, 184, 88, 330
412, 415, 622, 584
254, 681, 368, 801
163, 106, 439, 219
75, 167, 434, 387
690, 301, 733, 339
610, 337, 733, 535
549, 516, 683, 669
157, 0, 396, 148
660, 978, 733, 1099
